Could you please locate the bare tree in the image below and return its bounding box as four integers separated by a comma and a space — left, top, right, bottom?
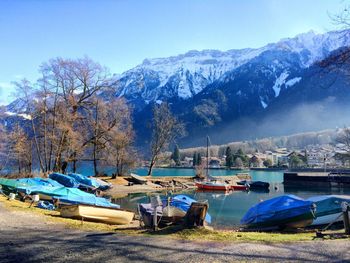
336, 127, 350, 166
8, 124, 32, 174
147, 103, 185, 176
0, 124, 8, 172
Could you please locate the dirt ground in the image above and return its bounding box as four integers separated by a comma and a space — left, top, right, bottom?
1, 201, 350, 262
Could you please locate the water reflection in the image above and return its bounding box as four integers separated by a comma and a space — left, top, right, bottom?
103, 169, 350, 228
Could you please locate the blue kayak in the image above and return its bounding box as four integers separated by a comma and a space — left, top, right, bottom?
49, 173, 80, 188
240, 195, 315, 230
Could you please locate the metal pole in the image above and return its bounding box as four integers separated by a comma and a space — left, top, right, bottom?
341, 202, 350, 235
206, 136, 209, 178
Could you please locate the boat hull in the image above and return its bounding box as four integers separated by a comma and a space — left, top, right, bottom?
195, 182, 230, 191
231, 185, 249, 191
60, 205, 134, 225
244, 212, 314, 230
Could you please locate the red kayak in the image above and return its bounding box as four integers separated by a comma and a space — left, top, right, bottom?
195, 181, 231, 191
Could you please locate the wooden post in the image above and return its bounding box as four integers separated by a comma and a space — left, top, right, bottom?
341, 202, 350, 235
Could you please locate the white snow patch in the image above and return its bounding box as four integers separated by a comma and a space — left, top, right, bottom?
5, 111, 16, 116
272, 71, 289, 97
18, 113, 32, 120
5, 111, 32, 120
285, 77, 302, 87
260, 97, 268, 109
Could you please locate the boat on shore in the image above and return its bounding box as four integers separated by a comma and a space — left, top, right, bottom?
139, 194, 211, 227
129, 173, 148, 185
307, 195, 350, 226
241, 195, 316, 230
60, 204, 134, 225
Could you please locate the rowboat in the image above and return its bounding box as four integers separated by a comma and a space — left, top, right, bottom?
60, 204, 134, 225
129, 173, 148, 185
241, 195, 316, 230
307, 195, 350, 226
195, 181, 231, 191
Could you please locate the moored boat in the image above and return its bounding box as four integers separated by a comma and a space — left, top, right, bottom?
240, 195, 316, 230
237, 180, 270, 190
230, 184, 249, 191
60, 204, 134, 225
195, 181, 231, 191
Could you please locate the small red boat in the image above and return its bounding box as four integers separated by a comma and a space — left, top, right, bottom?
195, 181, 231, 191
230, 184, 249, 191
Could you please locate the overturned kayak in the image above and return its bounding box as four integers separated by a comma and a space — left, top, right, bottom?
60, 204, 134, 225
307, 195, 350, 226
241, 195, 316, 230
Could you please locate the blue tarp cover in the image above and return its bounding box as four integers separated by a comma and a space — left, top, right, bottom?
170, 195, 211, 223
240, 194, 313, 226
67, 173, 100, 188
49, 173, 80, 188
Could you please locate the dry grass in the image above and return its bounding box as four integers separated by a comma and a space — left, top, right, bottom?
0, 195, 339, 243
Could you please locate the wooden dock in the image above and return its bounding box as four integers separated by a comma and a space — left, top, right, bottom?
284, 172, 350, 187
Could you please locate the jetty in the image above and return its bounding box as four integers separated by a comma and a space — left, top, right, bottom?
284, 172, 350, 187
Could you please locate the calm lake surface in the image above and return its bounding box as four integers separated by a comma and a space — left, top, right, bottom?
108, 168, 350, 229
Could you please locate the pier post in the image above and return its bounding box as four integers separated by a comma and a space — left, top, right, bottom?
341, 202, 350, 235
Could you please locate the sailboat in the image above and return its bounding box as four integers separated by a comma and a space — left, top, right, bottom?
195, 136, 231, 191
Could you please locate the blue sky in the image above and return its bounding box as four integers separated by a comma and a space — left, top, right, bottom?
0, 0, 344, 105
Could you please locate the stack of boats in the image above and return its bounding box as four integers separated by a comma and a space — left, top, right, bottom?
240, 194, 350, 230
0, 173, 134, 225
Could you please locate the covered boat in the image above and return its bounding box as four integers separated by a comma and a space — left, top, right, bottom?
67, 173, 100, 188
307, 195, 350, 226
60, 204, 134, 225
49, 173, 80, 188
240, 195, 316, 230
139, 194, 211, 227
0, 177, 63, 194
237, 180, 270, 190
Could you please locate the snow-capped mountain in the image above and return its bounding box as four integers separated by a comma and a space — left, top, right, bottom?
111, 29, 350, 110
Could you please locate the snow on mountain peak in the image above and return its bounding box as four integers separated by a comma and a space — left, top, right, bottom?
113, 29, 350, 103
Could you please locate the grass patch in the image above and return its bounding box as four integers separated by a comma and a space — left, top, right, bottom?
1, 195, 346, 243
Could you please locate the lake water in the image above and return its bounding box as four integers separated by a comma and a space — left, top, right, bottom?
110, 168, 350, 229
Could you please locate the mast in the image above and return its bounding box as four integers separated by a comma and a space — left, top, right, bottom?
206, 136, 209, 178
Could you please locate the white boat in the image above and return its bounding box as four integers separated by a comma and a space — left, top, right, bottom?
60, 204, 135, 225
308, 195, 350, 226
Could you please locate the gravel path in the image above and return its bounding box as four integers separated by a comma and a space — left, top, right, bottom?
1, 201, 350, 262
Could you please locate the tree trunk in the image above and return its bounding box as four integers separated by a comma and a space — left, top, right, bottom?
147, 159, 156, 176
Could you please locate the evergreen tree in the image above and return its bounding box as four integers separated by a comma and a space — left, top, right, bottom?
225, 146, 233, 168
197, 152, 202, 165
263, 159, 272, 168
171, 145, 181, 166
192, 152, 198, 166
